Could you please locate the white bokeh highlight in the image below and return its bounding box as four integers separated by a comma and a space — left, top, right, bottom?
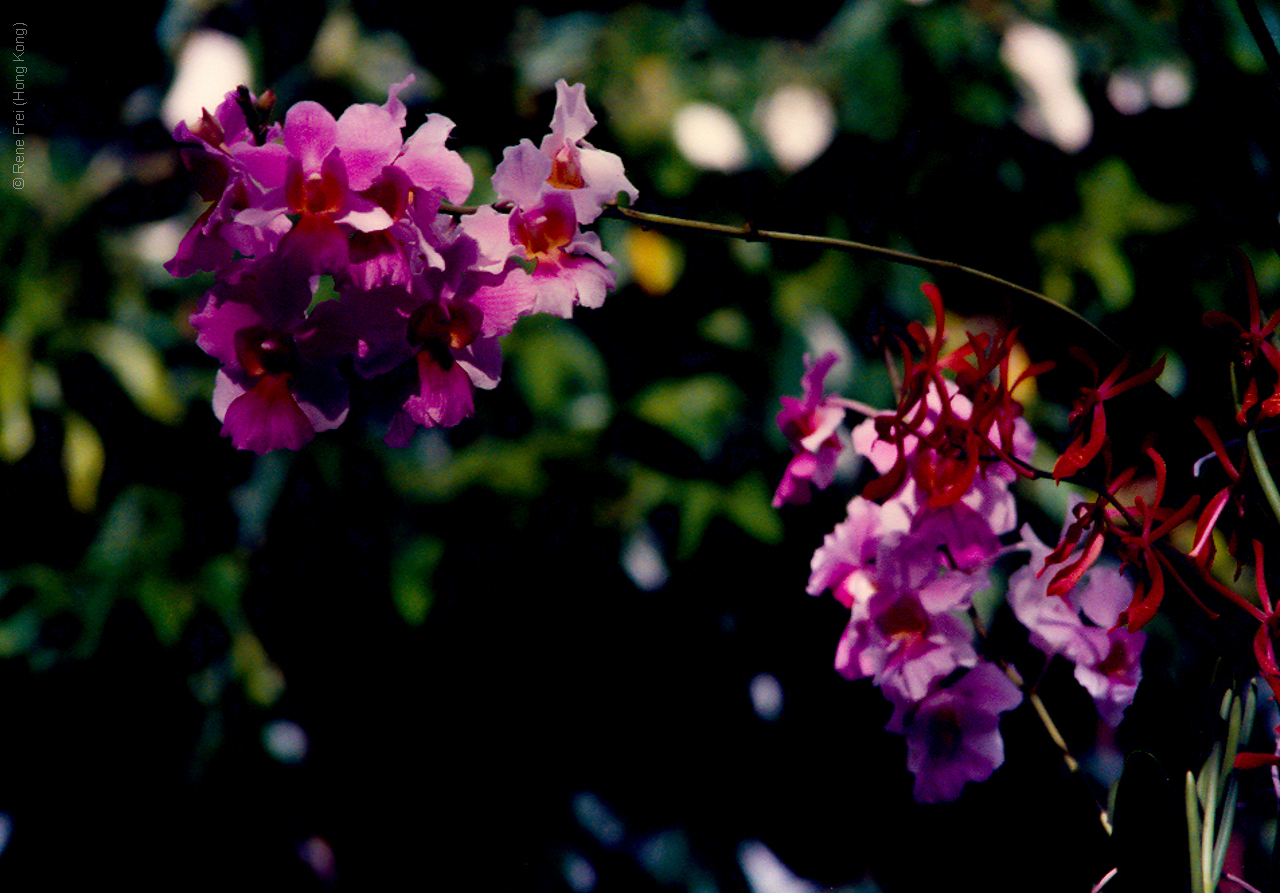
756, 85, 836, 172
162, 29, 253, 131
1001, 21, 1092, 153
622, 527, 669, 592
739, 840, 822, 893
1149, 63, 1192, 108
749, 672, 784, 721
673, 102, 750, 173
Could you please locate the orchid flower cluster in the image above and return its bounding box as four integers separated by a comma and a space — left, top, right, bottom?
775, 285, 1146, 802
166, 77, 636, 453
162, 71, 1280, 847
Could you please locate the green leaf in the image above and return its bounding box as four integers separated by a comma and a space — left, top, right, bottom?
0, 336, 34, 462
137, 575, 196, 647
675, 479, 720, 558
1187, 770, 1204, 893
699, 307, 752, 350
85, 323, 181, 424
633, 374, 743, 461
1034, 158, 1188, 311
511, 317, 611, 430
198, 554, 248, 619
392, 537, 444, 625
723, 473, 783, 545
231, 630, 285, 707
0, 609, 41, 658
62, 411, 104, 513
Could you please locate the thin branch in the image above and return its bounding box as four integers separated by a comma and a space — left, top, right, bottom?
969, 607, 1113, 836
1234, 0, 1280, 99
600, 203, 1121, 355
445, 198, 1124, 358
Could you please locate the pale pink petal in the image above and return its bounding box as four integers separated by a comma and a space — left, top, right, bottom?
335, 102, 403, 191
397, 115, 473, 203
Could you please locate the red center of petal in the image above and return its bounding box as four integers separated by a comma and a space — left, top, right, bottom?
363, 171, 409, 221
876, 596, 930, 641
513, 204, 576, 260
1095, 640, 1128, 677
407, 301, 483, 356
286, 157, 346, 218
234, 326, 297, 379
547, 144, 585, 189
304, 173, 338, 215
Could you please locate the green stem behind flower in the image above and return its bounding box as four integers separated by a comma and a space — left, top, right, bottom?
968, 606, 1113, 837
600, 203, 1124, 359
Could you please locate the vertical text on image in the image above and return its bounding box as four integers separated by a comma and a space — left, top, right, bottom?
12, 22, 26, 189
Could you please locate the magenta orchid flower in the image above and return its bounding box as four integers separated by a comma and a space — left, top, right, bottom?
168, 76, 637, 455
888, 662, 1023, 803
819, 500, 998, 702
1008, 523, 1143, 725
774, 351, 847, 507
233, 76, 472, 278
190, 257, 350, 454
339, 230, 536, 445
166, 88, 289, 277
493, 79, 638, 225
489, 142, 619, 318
807, 496, 911, 607
835, 585, 979, 703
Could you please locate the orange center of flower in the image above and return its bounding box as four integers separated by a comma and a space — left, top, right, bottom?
286, 160, 345, 218
513, 204, 576, 260
407, 301, 484, 371
547, 144, 585, 189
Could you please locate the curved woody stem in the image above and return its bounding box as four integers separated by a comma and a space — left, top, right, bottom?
969, 606, 1114, 837
599, 203, 1123, 354
444, 198, 1123, 357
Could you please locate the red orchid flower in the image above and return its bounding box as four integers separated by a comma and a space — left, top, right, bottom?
1053, 350, 1167, 482
1204, 250, 1280, 426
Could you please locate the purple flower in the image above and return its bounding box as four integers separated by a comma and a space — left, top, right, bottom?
494, 79, 638, 225
512, 194, 618, 315
1007, 523, 1143, 725
887, 662, 1023, 802
809, 496, 998, 607
166, 89, 289, 277
1072, 625, 1145, 726
191, 257, 350, 453
233, 76, 473, 279
829, 501, 1005, 701
774, 352, 846, 507
835, 586, 978, 703
807, 496, 911, 607
338, 230, 536, 445
167, 76, 633, 453
465, 80, 637, 321
901, 504, 1002, 611
484, 145, 620, 318
238, 100, 390, 275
